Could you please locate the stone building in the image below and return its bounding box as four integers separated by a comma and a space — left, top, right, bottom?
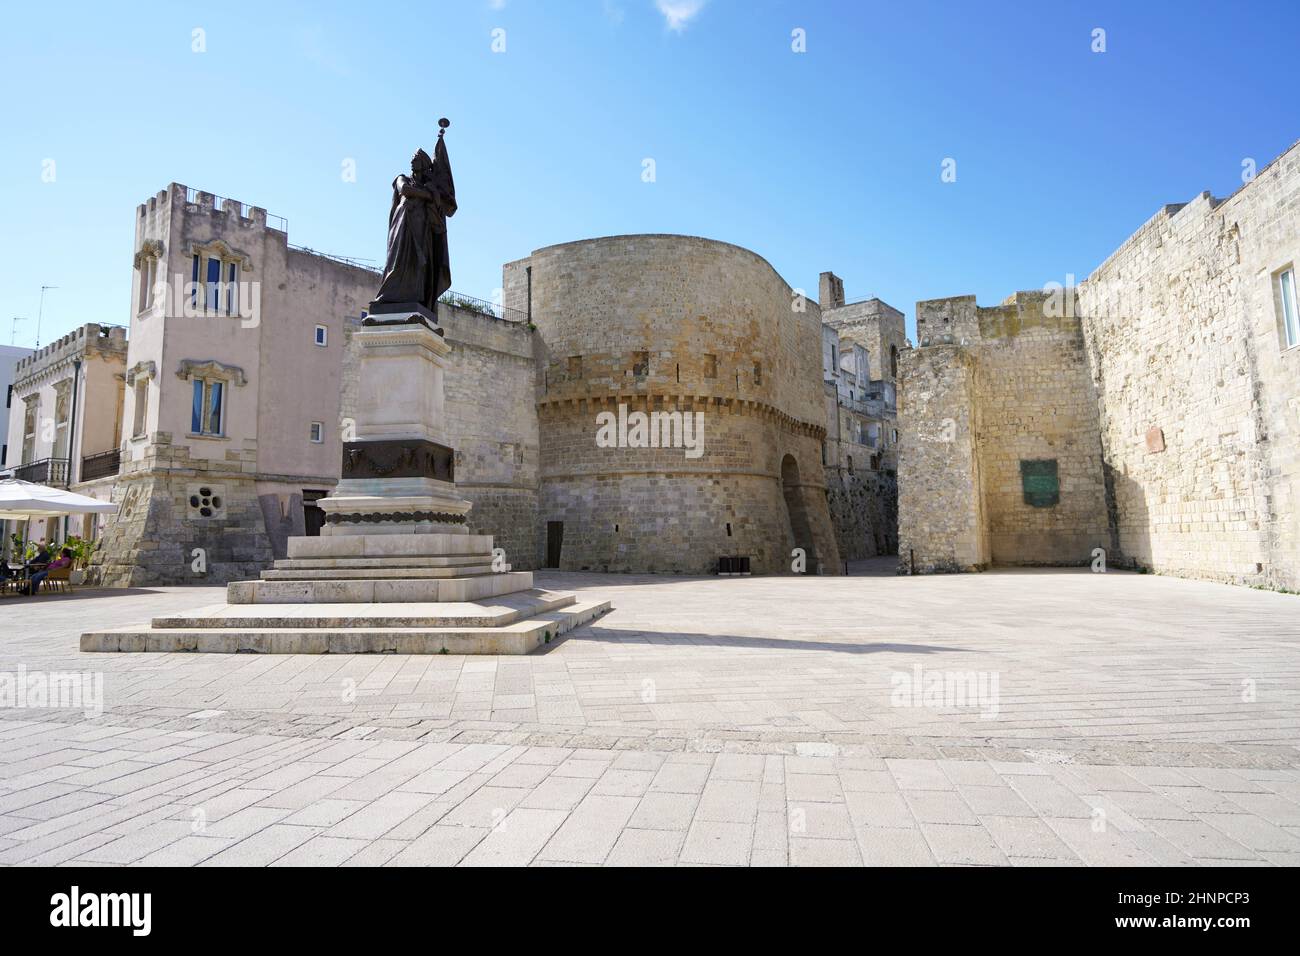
62, 184, 898, 584
91, 185, 380, 585
80, 183, 541, 586
1, 324, 128, 550
898, 139, 1300, 591
503, 235, 844, 575
818, 272, 904, 560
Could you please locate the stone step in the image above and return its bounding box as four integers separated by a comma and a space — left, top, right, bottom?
81, 600, 612, 656
288, 533, 495, 560
274, 555, 492, 570
228, 570, 533, 605
149, 589, 575, 629
261, 565, 495, 581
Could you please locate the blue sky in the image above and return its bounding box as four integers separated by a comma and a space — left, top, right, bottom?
2, 0, 1297, 347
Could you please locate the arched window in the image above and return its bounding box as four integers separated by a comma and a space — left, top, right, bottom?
890, 345, 899, 379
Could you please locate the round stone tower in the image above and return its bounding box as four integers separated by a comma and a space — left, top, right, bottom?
509, 234, 841, 575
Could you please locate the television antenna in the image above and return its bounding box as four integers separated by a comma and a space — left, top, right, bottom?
36, 285, 58, 347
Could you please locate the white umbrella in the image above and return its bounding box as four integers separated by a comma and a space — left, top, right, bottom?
0, 479, 118, 519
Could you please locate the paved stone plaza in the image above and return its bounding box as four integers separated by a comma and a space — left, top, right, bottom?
1, 563, 1298, 866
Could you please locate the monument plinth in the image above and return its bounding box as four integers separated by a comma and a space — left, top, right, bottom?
321, 317, 470, 536
81, 122, 609, 655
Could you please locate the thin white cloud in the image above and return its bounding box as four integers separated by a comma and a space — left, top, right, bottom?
655, 0, 705, 32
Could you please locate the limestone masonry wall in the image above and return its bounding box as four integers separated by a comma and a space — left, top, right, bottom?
511, 235, 841, 574
898, 346, 988, 572
970, 294, 1109, 566
899, 139, 1300, 589
1078, 141, 1300, 590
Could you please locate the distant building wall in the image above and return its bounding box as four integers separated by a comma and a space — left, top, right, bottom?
0, 344, 35, 468
819, 275, 904, 560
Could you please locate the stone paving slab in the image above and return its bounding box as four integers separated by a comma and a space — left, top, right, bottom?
1, 563, 1298, 865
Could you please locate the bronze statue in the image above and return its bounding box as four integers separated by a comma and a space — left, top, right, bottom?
371, 119, 457, 314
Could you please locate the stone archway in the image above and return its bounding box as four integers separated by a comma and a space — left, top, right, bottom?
781, 453, 817, 572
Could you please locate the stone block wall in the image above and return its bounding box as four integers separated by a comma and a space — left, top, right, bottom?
898, 139, 1300, 589
899, 296, 1109, 572
513, 234, 841, 575
437, 303, 539, 568
827, 466, 898, 560
1078, 141, 1300, 589
970, 294, 1110, 566
93, 466, 274, 586
897, 346, 988, 572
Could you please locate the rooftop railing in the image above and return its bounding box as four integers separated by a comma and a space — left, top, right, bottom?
438, 292, 530, 324
288, 244, 381, 273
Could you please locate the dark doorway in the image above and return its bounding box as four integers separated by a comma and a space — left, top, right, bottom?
545, 520, 564, 568
780, 454, 817, 573
303, 490, 328, 537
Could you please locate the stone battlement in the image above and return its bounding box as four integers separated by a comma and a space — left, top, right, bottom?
12, 323, 128, 382
138, 183, 279, 232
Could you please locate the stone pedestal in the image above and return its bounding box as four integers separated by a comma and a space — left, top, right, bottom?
83, 307, 609, 655
323, 316, 473, 536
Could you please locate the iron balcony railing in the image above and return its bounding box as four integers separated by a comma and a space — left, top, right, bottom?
80, 449, 121, 482
14, 457, 69, 487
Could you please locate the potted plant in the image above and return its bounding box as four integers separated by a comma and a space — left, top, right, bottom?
63, 535, 98, 585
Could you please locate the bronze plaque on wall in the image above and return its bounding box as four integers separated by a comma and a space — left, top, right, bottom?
1020, 459, 1059, 508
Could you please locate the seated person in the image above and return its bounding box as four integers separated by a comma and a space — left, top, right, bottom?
22, 547, 71, 596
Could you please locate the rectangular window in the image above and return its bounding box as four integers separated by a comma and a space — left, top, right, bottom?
191, 380, 203, 433
227, 261, 238, 315
206, 256, 222, 312
314, 325, 328, 347
753, 361, 762, 385
632, 351, 649, 376
191, 379, 224, 436
191, 254, 200, 308
1280, 268, 1299, 349
22, 401, 37, 463
133, 380, 148, 438
208, 381, 223, 433
309, 422, 324, 443
139, 257, 156, 313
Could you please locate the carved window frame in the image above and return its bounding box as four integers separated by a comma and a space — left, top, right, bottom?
188, 240, 253, 317
176, 359, 246, 440
126, 361, 157, 440
133, 239, 164, 315
22, 395, 39, 464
